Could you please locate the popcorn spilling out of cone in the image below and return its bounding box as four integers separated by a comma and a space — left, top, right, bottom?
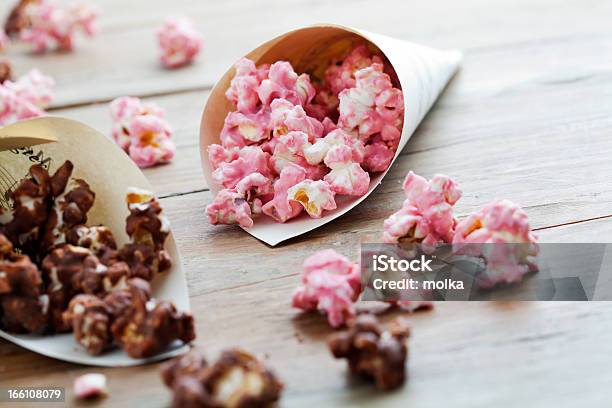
205, 44, 404, 228
200, 25, 462, 246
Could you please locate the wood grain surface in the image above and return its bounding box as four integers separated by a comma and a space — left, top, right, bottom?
1, 0, 612, 407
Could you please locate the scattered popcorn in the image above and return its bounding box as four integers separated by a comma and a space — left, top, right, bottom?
208, 45, 405, 227
157, 16, 202, 69
328, 314, 410, 390
128, 114, 176, 168
383, 171, 461, 246
453, 199, 539, 287
262, 163, 306, 223
19, 0, 97, 53
338, 63, 404, 144
73, 373, 107, 400
0, 69, 53, 126
292, 249, 361, 328
323, 144, 370, 196
109, 96, 175, 168
287, 179, 336, 218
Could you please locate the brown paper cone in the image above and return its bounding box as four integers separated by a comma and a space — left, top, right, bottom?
0, 117, 191, 367
200, 24, 461, 246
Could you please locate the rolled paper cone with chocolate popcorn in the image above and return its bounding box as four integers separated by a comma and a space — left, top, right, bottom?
200, 23, 461, 246
0, 117, 191, 367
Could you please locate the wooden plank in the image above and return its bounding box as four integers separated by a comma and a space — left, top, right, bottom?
1, 217, 611, 407
3, 0, 612, 106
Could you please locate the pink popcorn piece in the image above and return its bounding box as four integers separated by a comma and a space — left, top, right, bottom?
207, 144, 240, 170
323, 144, 370, 196
20, 0, 97, 53
453, 199, 539, 288
212, 146, 272, 189
338, 63, 404, 149
73, 373, 107, 400
262, 163, 306, 223
324, 44, 384, 96
0, 69, 53, 126
270, 98, 323, 140
225, 58, 269, 114
287, 179, 337, 218
235, 172, 273, 203
362, 140, 395, 173
383, 171, 462, 247
128, 114, 176, 168
220, 109, 271, 148
304, 128, 365, 166
258, 61, 315, 107
206, 188, 255, 228
270, 131, 326, 180
157, 16, 203, 69
292, 249, 361, 328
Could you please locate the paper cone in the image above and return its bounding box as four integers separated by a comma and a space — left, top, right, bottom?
0, 117, 191, 367
200, 24, 461, 246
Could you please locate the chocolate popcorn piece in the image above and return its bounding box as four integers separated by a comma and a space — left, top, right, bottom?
328, 314, 410, 391
160, 349, 208, 388
1, 294, 48, 333
3, 0, 36, 37
119, 243, 171, 281
162, 348, 283, 408
125, 188, 170, 250
66, 225, 118, 265
1, 164, 51, 251
42, 167, 96, 251
63, 294, 112, 355
112, 278, 195, 359
0, 247, 43, 297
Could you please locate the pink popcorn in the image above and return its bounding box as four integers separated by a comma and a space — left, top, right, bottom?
262, 163, 306, 223
127, 114, 176, 168
323, 144, 370, 196
235, 172, 273, 203
324, 44, 383, 95
383, 172, 462, 246
270, 131, 326, 180
0, 85, 44, 126
305, 89, 339, 121
109, 96, 165, 151
338, 64, 404, 144
206, 189, 255, 228
4, 68, 54, 109
453, 199, 539, 288
20, 0, 97, 53
225, 58, 269, 113
270, 98, 323, 140
287, 179, 337, 218
220, 109, 271, 148
258, 61, 315, 107
207, 144, 239, 170
362, 140, 395, 173
304, 128, 364, 166
292, 249, 361, 328
157, 16, 202, 69
73, 373, 107, 400
212, 146, 272, 189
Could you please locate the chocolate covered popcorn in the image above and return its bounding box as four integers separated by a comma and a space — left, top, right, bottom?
0, 161, 193, 359
328, 314, 410, 391
383, 171, 462, 247
453, 199, 539, 287
161, 348, 283, 408
207, 45, 404, 227
157, 16, 203, 69
109, 96, 175, 168
13, 0, 97, 52
292, 249, 361, 328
